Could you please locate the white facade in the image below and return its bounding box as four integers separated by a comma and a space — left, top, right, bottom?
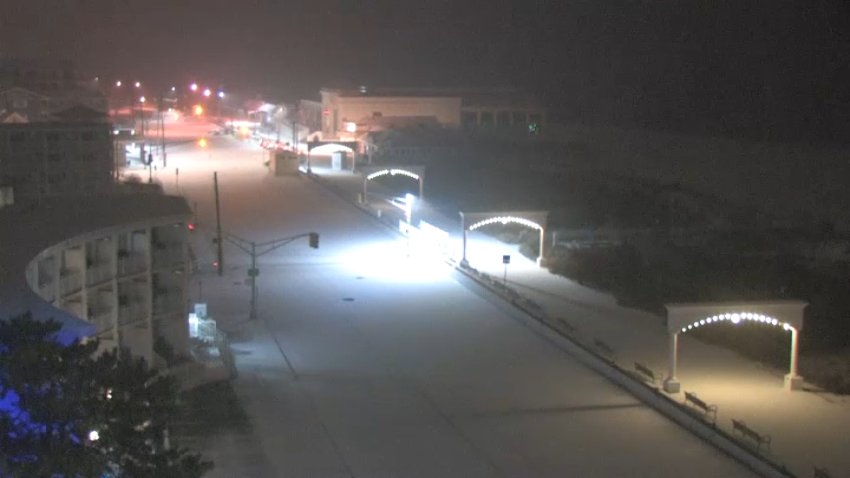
25, 216, 191, 365
1, 194, 193, 367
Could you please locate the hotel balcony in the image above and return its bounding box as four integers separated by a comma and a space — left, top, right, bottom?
59, 269, 82, 296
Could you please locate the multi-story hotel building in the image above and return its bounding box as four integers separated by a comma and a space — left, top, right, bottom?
0, 194, 192, 364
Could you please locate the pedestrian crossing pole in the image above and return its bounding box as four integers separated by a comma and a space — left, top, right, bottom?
214, 172, 223, 276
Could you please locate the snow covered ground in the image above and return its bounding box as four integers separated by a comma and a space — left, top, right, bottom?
159, 128, 758, 477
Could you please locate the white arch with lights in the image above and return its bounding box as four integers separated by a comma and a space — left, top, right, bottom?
360, 165, 425, 202
459, 211, 548, 267
663, 300, 807, 392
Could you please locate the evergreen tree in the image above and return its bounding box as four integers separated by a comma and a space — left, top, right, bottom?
0, 313, 212, 477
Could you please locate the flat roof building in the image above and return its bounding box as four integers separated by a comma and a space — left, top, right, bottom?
319, 86, 545, 141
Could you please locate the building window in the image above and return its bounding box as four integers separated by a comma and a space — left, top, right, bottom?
480, 112, 494, 128
461, 112, 477, 129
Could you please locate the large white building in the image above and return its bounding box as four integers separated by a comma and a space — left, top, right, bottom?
0, 194, 193, 364
319, 86, 545, 141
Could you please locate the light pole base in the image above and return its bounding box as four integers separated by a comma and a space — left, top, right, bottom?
784, 373, 804, 391
663, 377, 681, 393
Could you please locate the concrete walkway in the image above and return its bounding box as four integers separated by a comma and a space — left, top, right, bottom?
310, 161, 850, 478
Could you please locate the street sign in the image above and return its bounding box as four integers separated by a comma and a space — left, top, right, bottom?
502, 255, 511, 264
248, 267, 260, 277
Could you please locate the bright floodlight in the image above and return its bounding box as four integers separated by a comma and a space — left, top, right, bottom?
88, 430, 99, 441
198, 138, 208, 148
193, 104, 204, 116
171, 86, 176, 92
134, 81, 141, 88
115, 80, 122, 87
217, 91, 225, 99
190, 83, 198, 91
139, 96, 146, 103
203, 88, 211, 97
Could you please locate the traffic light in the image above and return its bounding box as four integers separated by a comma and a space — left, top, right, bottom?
308, 232, 319, 249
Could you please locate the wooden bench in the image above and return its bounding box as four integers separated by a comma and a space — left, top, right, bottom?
556, 317, 576, 335
634, 362, 659, 386
731, 419, 771, 451
594, 338, 615, 361
683, 391, 717, 423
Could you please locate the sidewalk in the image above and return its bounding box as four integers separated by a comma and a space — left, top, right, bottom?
309, 162, 850, 478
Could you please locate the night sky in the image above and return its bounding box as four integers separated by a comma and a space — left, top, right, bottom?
1, 0, 848, 143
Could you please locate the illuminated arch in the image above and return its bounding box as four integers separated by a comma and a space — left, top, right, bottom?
310, 143, 356, 155
460, 211, 549, 267
663, 301, 807, 392
307, 141, 358, 153
468, 216, 544, 232
361, 165, 425, 202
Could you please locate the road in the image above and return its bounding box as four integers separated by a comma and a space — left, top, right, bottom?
159, 126, 756, 477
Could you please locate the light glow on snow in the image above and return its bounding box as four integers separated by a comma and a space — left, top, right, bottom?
338, 238, 450, 283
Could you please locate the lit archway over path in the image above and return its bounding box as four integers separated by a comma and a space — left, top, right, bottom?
663, 301, 807, 393
460, 211, 548, 267
360, 165, 425, 202
307, 140, 359, 152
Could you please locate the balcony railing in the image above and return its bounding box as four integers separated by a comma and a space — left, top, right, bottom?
153, 293, 185, 316
89, 308, 114, 331
59, 271, 82, 296
152, 246, 185, 268
86, 262, 112, 286
117, 301, 148, 326
37, 282, 55, 301
117, 253, 147, 276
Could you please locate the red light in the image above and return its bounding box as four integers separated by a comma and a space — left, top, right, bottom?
212, 261, 219, 269
187, 223, 195, 232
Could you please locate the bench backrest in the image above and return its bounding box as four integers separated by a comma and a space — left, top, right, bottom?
635, 362, 655, 380
685, 391, 708, 410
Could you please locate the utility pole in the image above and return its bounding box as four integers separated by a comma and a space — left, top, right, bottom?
249, 241, 257, 318
214, 172, 223, 276
159, 94, 167, 168
291, 102, 298, 153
